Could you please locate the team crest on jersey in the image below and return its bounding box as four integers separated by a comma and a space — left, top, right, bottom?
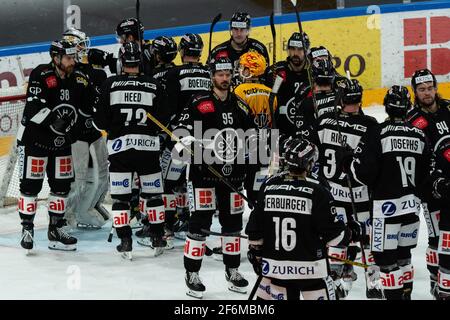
254, 112, 269, 128
49, 104, 78, 135
213, 128, 240, 163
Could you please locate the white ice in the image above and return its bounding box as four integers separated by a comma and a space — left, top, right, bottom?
0, 106, 434, 300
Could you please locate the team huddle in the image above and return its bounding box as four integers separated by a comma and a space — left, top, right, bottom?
15, 12, 450, 300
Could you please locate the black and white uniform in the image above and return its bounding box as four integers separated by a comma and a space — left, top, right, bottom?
350, 119, 431, 299
163, 62, 211, 222
17, 62, 94, 222
245, 172, 351, 300
176, 91, 253, 272
407, 100, 450, 286
94, 73, 169, 240
314, 110, 378, 271
264, 61, 314, 138
210, 38, 269, 85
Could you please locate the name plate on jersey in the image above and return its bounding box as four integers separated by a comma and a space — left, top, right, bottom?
381, 136, 424, 154
261, 258, 328, 280
110, 90, 155, 106
107, 134, 160, 155
264, 195, 312, 215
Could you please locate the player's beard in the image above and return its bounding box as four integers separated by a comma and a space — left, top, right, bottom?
290, 55, 304, 67
214, 79, 231, 91
418, 95, 436, 108
60, 63, 74, 76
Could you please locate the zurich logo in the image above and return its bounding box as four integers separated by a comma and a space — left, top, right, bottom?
262, 260, 269, 275
381, 201, 396, 216
112, 139, 122, 151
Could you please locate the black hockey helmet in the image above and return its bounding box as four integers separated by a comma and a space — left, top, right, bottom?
116, 18, 144, 40
312, 59, 335, 86
339, 78, 363, 105
209, 57, 233, 74
119, 41, 141, 67
179, 33, 204, 57
308, 46, 332, 61
411, 68, 437, 91
49, 39, 78, 58
152, 36, 177, 63
287, 32, 310, 51
284, 138, 318, 172
384, 85, 412, 118
230, 12, 251, 29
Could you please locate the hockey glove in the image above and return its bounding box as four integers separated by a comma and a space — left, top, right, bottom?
336, 144, 354, 173
347, 220, 366, 243
88, 48, 114, 68
433, 177, 450, 200
247, 244, 262, 275
50, 113, 74, 135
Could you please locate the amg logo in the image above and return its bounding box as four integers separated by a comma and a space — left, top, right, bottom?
381, 125, 425, 136
264, 185, 313, 194
321, 118, 368, 132
316, 96, 335, 105
180, 69, 210, 76
111, 81, 156, 89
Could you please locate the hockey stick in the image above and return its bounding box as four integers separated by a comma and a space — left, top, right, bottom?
289, 0, 318, 118
200, 228, 248, 239
248, 275, 263, 300
146, 112, 255, 209
268, 12, 278, 130
327, 255, 368, 269
208, 14, 222, 62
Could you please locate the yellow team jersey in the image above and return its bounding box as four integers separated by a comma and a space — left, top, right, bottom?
234, 82, 278, 129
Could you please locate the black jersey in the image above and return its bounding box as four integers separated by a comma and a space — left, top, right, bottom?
264, 61, 312, 136
151, 62, 176, 91
407, 99, 450, 149
176, 90, 254, 180
313, 90, 337, 118
210, 38, 269, 69
165, 62, 211, 124
76, 63, 107, 143
350, 119, 431, 219
314, 110, 378, 204
245, 172, 348, 281
94, 73, 169, 155
17, 63, 95, 150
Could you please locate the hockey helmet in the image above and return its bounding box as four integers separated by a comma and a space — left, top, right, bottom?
209, 57, 233, 74
230, 12, 251, 29
152, 36, 178, 63
312, 59, 335, 86
384, 85, 412, 118
238, 51, 267, 79
116, 18, 144, 41
63, 28, 90, 63
339, 78, 363, 105
49, 39, 78, 58
179, 33, 204, 57
411, 68, 437, 91
287, 32, 310, 51
284, 138, 318, 171
119, 41, 141, 67
308, 46, 332, 61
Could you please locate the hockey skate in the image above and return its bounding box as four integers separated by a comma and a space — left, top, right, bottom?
365, 266, 383, 299
185, 271, 205, 299
333, 279, 349, 299
48, 219, 77, 251
225, 267, 248, 294
173, 207, 189, 240
117, 237, 132, 260
163, 227, 175, 250
20, 223, 34, 255
149, 236, 166, 257
430, 276, 440, 300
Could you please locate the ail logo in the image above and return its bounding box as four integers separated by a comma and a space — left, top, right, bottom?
184, 239, 205, 258
403, 16, 450, 77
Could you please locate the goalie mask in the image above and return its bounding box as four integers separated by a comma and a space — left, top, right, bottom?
63, 28, 90, 63
238, 51, 266, 80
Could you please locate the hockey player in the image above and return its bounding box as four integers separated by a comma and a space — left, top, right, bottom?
343, 85, 431, 300
428, 137, 450, 299
62, 27, 110, 228
245, 138, 364, 300
134, 35, 178, 247
17, 39, 95, 252
161, 33, 211, 241
177, 57, 254, 298
314, 78, 379, 298
210, 12, 269, 85
309, 59, 337, 118
406, 69, 450, 298
233, 51, 277, 203
94, 42, 169, 259
264, 32, 313, 138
